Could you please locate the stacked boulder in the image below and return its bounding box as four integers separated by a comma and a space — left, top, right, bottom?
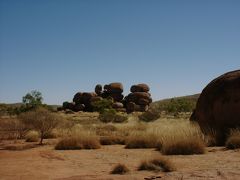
60, 82, 152, 113
62, 92, 99, 112
124, 84, 152, 113
95, 83, 125, 112
73, 92, 99, 112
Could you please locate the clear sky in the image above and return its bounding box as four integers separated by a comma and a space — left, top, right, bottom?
0, 0, 239, 105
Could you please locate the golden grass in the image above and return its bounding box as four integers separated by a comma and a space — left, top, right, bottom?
100, 136, 125, 145
138, 156, 175, 172
55, 114, 206, 154
123, 118, 205, 154
55, 130, 101, 150
125, 131, 160, 148
110, 163, 129, 174
25, 130, 39, 142
226, 129, 240, 149
160, 122, 205, 155
161, 137, 205, 155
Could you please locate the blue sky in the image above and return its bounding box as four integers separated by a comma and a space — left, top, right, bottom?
0, 0, 239, 105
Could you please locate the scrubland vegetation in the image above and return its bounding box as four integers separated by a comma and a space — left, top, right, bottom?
1, 93, 240, 179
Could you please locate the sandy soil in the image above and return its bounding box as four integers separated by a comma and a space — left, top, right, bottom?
0, 140, 240, 180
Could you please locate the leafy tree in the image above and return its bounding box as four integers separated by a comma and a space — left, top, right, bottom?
22, 90, 43, 108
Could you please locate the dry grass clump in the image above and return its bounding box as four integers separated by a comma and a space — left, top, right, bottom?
95, 124, 117, 136
25, 130, 39, 142
116, 122, 147, 137
203, 128, 218, 147
55, 131, 101, 150
110, 163, 129, 174
138, 156, 175, 172
100, 136, 125, 145
160, 124, 205, 155
161, 137, 205, 155
226, 129, 240, 149
125, 131, 160, 149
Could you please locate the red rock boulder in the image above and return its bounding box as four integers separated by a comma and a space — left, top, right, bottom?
190, 70, 240, 145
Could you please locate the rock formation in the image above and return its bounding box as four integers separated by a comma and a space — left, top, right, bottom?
61, 82, 152, 113
125, 84, 152, 113
190, 70, 240, 145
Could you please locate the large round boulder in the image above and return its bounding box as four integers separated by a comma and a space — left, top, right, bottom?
95, 84, 102, 95
190, 70, 240, 145
104, 83, 123, 93
73, 92, 83, 104
130, 84, 150, 93
126, 92, 151, 103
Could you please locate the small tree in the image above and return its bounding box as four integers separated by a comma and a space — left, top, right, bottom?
19, 108, 60, 144
22, 90, 43, 109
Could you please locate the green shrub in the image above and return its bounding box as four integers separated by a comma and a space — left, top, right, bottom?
92, 99, 113, 113
156, 98, 196, 114
138, 109, 160, 122
99, 109, 128, 123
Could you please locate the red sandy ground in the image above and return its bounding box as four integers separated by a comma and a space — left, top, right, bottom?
0, 140, 240, 180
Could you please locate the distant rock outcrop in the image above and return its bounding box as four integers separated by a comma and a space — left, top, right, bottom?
60, 82, 152, 113
190, 70, 240, 145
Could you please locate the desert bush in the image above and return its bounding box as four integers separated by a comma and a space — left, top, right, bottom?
100, 136, 125, 145
99, 109, 128, 123
0, 118, 29, 139
42, 130, 58, 139
99, 109, 117, 123
92, 99, 113, 113
138, 156, 175, 172
19, 107, 60, 144
25, 130, 39, 142
55, 131, 101, 150
111, 163, 129, 174
138, 108, 160, 122
226, 129, 240, 149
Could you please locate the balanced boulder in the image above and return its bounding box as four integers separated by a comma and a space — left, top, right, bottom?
125, 84, 152, 113
95, 84, 102, 95
130, 83, 150, 93
104, 83, 123, 94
